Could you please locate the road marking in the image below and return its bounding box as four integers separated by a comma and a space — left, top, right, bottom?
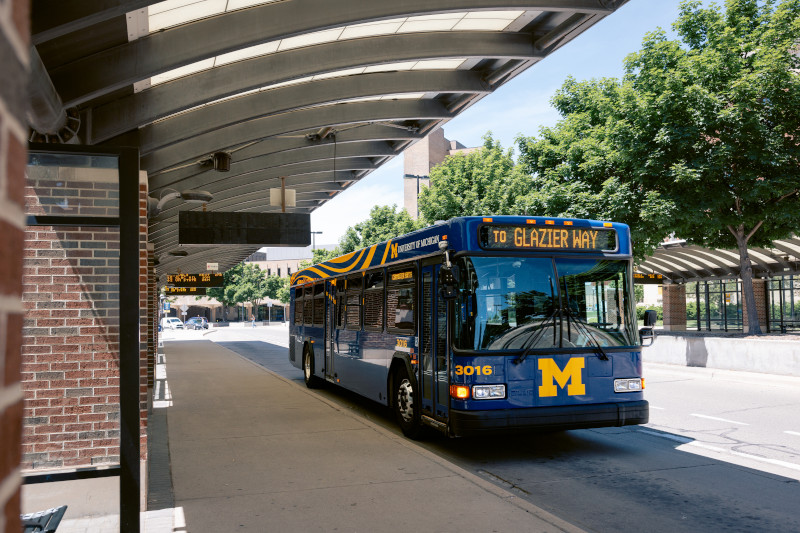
785, 431, 800, 437
638, 429, 800, 475
690, 413, 749, 425
650, 406, 665, 410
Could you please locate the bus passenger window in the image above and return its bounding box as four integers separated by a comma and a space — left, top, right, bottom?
346, 274, 362, 330
335, 279, 346, 329
294, 287, 303, 325
388, 286, 414, 332
364, 270, 385, 331
303, 285, 313, 325
313, 282, 325, 325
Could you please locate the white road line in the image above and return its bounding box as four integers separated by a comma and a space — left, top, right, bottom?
650, 406, 665, 410
785, 431, 800, 437
690, 413, 749, 425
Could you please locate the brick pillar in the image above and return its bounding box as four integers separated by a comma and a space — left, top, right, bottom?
0, 0, 29, 530
662, 284, 687, 331
743, 279, 768, 334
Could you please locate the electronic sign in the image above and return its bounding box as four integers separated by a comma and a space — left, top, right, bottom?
480, 225, 617, 252
166, 273, 224, 287
633, 273, 664, 285
164, 287, 207, 295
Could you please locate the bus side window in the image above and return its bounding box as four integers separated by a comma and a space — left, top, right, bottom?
294, 287, 303, 325
313, 282, 325, 326
303, 285, 313, 325
364, 269, 385, 332
335, 279, 346, 329
346, 274, 363, 331
388, 267, 416, 334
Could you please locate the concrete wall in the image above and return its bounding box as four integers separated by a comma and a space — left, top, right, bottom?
0, 0, 29, 529
643, 334, 800, 376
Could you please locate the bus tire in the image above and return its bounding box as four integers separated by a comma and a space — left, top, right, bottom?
393, 365, 423, 439
303, 346, 322, 389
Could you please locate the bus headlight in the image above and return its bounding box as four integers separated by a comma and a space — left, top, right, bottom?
473, 384, 506, 399
614, 378, 642, 392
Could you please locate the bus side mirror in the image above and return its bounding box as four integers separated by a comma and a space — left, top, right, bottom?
640, 309, 657, 347
439, 265, 458, 300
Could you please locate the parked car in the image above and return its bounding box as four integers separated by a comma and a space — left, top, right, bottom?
185, 317, 209, 330
161, 317, 184, 330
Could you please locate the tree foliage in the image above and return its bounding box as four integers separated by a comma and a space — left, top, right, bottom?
516, 77, 673, 259
417, 134, 532, 223
516, 0, 800, 334
339, 204, 420, 254
207, 263, 289, 309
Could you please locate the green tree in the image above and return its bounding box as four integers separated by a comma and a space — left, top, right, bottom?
417, 134, 531, 223
618, 0, 800, 333
263, 275, 290, 304
516, 77, 673, 259
207, 263, 269, 317
338, 204, 420, 254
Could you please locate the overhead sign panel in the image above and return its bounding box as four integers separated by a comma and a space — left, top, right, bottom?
166, 273, 224, 287
634, 273, 664, 285
164, 287, 207, 295
179, 212, 310, 246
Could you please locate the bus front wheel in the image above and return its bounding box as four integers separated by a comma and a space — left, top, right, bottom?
393, 366, 423, 439
303, 347, 322, 389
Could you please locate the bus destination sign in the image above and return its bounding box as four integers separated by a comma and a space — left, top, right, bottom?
480, 225, 617, 252
166, 273, 224, 288
164, 287, 207, 295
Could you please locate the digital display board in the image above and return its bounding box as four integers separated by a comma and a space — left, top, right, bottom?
634, 273, 664, 284
164, 287, 207, 295
480, 225, 617, 252
166, 273, 224, 287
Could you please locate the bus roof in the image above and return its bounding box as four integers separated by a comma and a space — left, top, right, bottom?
290, 215, 630, 286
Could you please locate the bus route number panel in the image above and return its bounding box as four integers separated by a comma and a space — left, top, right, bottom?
166, 273, 224, 287
164, 287, 207, 295
479, 224, 617, 253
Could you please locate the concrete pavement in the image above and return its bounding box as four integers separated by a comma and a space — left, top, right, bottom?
156, 335, 582, 532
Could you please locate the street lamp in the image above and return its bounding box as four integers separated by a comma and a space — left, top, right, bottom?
310, 231, 323, 251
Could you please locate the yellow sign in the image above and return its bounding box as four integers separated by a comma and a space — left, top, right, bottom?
391, 271, 413, 282
481, 225, 616, 252
538, 357, 585, 397
454, 365, 493, 376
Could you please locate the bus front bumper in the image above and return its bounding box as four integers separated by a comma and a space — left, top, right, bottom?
449, 400, 649, 437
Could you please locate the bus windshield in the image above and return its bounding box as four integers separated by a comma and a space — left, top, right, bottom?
454, 256, 636, 352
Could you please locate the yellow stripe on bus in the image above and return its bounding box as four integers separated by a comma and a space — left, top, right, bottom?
380, 240, 392, 264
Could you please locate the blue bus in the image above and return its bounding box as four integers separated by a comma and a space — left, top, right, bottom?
289, 216, 648, 437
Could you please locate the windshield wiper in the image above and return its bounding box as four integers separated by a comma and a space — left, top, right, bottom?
562, 282, 608, 361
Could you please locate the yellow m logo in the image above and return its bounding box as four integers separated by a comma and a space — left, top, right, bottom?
390, 243, 398, 259
538, 357, 585, 397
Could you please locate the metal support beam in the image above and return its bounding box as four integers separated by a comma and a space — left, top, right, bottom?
48, 0, 612, 105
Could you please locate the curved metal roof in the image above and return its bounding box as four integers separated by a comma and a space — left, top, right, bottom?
30, 0, 631, 281
636, 238, 800, 283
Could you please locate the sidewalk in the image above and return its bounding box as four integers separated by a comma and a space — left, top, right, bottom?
151, 337, 583, 532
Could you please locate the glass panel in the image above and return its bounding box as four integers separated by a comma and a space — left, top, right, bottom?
454, 256, 558, 351
557, 259, 637, 347
364, 289, 384, 331
26, 153, 119, 218
388, 286, 415, 332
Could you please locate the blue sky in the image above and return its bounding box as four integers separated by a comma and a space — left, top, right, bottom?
311, 0, 691, 245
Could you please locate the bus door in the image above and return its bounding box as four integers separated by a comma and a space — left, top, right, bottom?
325, 279, 335, 382
420, 264, 449, 421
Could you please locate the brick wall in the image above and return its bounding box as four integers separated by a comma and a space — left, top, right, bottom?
21, 225, 122, 469
662, 284, 687, 331
0, 0, 29, 529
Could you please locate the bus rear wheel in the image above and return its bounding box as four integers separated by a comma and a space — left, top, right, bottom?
393, 366, 423, 439
303, 347, 322, 389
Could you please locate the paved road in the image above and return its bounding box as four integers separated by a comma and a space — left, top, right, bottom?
164, 325, 800, 532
